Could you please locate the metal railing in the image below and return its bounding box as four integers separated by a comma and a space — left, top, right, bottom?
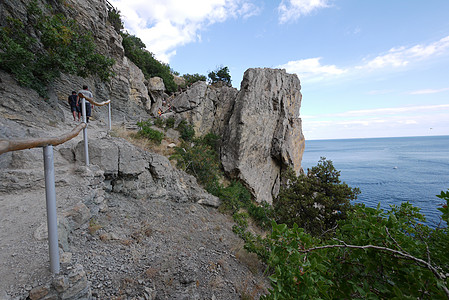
0, 96, 111, 274
0, 124, 87, 274
77, 94, 111, 166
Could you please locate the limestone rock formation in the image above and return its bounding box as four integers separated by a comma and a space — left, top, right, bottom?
221, 68, 305, 204
73, 136, 220, 206
171, 81, 238, 136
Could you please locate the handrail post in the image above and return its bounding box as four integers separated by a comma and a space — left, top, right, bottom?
81, 98, 89, 166
43, 145, 60, 274
108, 101, 111, 131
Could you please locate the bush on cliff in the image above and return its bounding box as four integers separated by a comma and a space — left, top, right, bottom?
0, 1, 115, 97
208, 65, 232, 86
274, 157, 360, 237
121, 33, 177, 93
136, 120, 164, 144
233, 158, 449, 299
182, 73, 207, 86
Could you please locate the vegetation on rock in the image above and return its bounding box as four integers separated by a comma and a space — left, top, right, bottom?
274, 157, 360, 237
208, 65, 232, 86
230, 158, 449, 299
136, 120, 164, 144
0, 0, 115, 97
182, 73, 207, 86
107, 5, 123, 34
121, 33, 177, 93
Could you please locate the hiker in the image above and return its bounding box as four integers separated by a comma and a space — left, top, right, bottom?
68, 91, 80, 121
77, 85, 94, 123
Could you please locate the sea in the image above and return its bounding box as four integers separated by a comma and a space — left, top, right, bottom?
301, 135, 449, 227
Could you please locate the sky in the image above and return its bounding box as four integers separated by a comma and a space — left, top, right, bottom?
109, 0, 449, 140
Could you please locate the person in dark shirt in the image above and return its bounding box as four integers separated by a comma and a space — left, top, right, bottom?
68, 91, 80, 121
78, 85, 94, 123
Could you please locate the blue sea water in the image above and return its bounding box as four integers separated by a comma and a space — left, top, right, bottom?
301, 135, 449, 227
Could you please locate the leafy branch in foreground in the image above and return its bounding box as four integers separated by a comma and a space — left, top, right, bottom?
245, 200, 449, 299
230, 158, 449, 299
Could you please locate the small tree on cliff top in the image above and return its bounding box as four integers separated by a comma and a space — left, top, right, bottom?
208, 65, 231, 86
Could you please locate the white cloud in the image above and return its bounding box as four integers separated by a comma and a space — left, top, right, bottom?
279, 36, 449, 85
308, 104, 449, 119
277, 57, 347, 79
278, 0, 331, 24
357, 35, 449, 71
409, 88, 449, 95
110, 0, 261, 62
302, 104, 449, 139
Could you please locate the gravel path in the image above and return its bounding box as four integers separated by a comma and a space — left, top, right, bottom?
0, 105, 270, 299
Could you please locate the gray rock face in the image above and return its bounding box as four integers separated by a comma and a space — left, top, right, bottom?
148, 77, 166, 92
74, 136, 220, 206
171, 81, 238, 136
221, 68, 305, 204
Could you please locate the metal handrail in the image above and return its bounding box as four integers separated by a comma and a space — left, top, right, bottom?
77, 93, 111, 107
0, 123, 86, 155
0, 122, 88, 275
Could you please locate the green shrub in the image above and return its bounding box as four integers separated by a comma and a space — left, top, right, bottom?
274, 157, 360, 237
136, 120, 164, 144
154, 117, 164, 128
176, 120, 195, 141
255, 200, 449, 299
248, 201, 274, 230
0, 1, 115, 97
172, 140, 220, 191
182, 73, 207, 86
107, 5, 123, 34
218, 181, 252, 213
165, 117, 175, 128
199, 132, 220, 152
208, 65, 232, 86
121, 32, 177, 93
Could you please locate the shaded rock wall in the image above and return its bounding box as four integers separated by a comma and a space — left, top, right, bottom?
170, 69, 305, 204
221, 68, 305, 204
0, 0, 305, 205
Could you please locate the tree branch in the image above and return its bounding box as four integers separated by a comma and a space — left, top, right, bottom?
300, 242, 449, 298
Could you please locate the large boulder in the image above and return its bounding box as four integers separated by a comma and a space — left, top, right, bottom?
148, 77, 166, 91
171, 81, 238, 136
221, 68, 305, 204
74, 136, 220, 206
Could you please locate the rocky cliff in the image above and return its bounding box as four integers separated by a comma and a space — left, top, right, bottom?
0, 1, 305, 206
0, 0, 305, 298
170, 69, 305, 204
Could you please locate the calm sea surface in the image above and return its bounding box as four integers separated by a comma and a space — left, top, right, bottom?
301, 135, 449, 226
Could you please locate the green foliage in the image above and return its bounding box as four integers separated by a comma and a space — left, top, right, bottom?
121, 32, 177, 93
246, 198, 449, 299
261, 222, 333, 300
107, 6, 123, 34
0, 1, 115, 97
248, 201, 274, 230
437, 190, 449, 223
172, 138, 220, 192
176, 120, 195, 141
136, 120, 164, 144
274, 157, 360, 237
165, 117, 175, 128
231, 156, 449, 299
153, 117, 164, 128
208, 65, 231, 86
182, 73, 207, 86
218, 181, 252, 213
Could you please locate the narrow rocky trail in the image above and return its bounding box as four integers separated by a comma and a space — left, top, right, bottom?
0, 105, 111, 297
0, 104, 270, 299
